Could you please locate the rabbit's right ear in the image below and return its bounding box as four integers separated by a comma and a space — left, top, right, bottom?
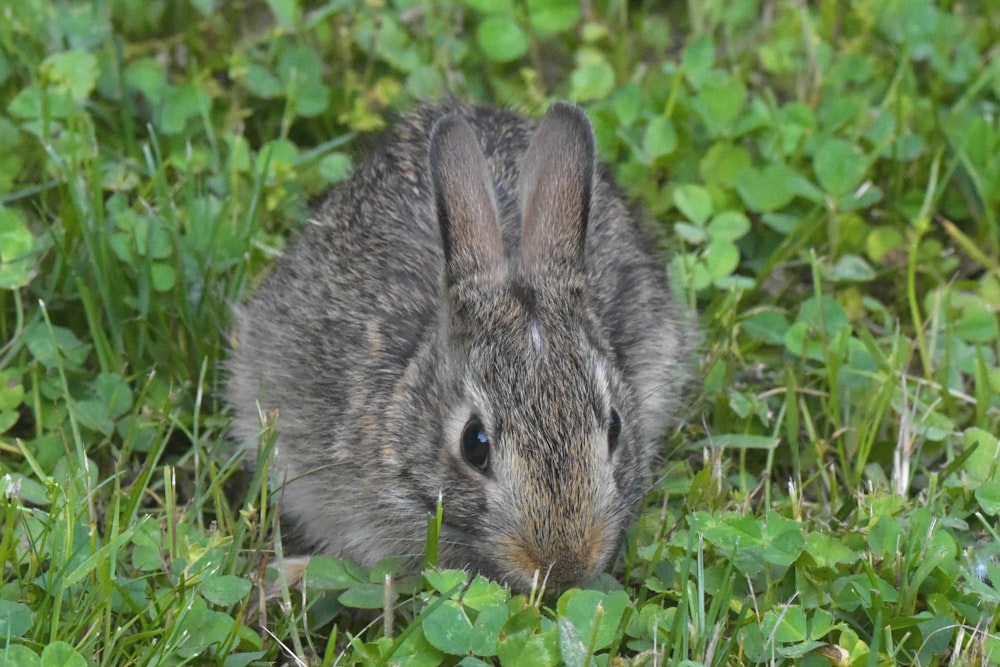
517, 102, 595, 279
429, 113, 504, 287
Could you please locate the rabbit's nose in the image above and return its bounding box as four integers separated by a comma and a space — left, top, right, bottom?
499, 535, 604, 589
542, 552, 596, 588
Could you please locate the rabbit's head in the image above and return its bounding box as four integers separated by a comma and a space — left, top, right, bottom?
426, 104, 646, 590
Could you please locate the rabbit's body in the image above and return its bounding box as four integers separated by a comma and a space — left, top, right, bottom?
227, 102, 693, 590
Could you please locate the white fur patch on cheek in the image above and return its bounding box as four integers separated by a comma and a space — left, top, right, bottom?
594, 357, 607, 390
531, 320, 543, 355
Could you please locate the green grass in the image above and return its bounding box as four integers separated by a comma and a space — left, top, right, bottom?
1, 0, 999, 664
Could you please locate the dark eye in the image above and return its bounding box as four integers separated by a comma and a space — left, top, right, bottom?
607, 409, 622, 455
461, 417, 490, 471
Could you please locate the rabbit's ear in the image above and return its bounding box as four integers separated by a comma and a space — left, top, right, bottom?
518, 102, 595, 278
430, 113, 504, 286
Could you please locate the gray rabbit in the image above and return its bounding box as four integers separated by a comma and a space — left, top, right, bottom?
226, 101, 694, 591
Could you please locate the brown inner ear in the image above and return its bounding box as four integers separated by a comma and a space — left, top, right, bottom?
518, 102, 596, 278
429, 113, 505, 286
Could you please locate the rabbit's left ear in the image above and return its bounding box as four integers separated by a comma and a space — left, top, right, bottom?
517, 102, 595, 278
430, 113, 505, 288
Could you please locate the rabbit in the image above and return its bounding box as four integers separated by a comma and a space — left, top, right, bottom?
225, 100, 695, 592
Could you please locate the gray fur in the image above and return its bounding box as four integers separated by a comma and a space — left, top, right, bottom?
226, 101, 695, 591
